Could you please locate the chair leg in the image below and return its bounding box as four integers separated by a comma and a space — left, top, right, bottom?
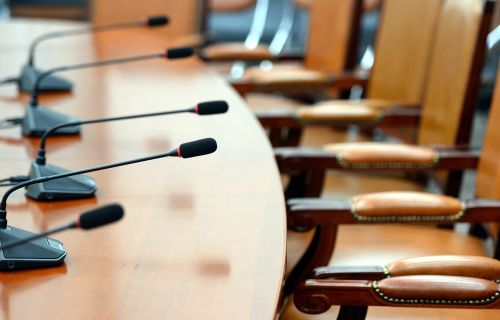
337, 306, 369, 320
285, 169, 325, 200
285, 225, 338, 296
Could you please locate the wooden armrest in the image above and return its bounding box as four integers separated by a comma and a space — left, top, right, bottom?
295, 101, 421, 126
275, 144, 480, 172
199, 43, 273, 61
231, 70, 368, 95
255, 109, 301, 128
294, 275, 500, 315
287, 194, 500, 227
326, 70, 369, 90
313, 256, 500, 281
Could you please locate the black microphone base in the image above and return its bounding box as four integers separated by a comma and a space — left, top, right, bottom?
0, 226, 66, 270
19, 65, 73, 93
22, 106, 81, 137
26, 162, 97, 201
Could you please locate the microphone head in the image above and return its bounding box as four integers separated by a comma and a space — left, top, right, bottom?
178, 138, 217, 158
146, 15, 169, 27
195, 101, 229, 115
77, 204, 124, 230
165, 47, 194, 59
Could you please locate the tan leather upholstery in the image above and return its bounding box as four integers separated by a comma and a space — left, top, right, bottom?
350, 192, 464, 221
244, 65, 328, 85
316, 99, 396, 110
202, 43, 273, 61
375, 275, 500, 303
209, 0, 256, 12
387, 256, 500, 280
297, 103, 382, 123
323, 142, 438, 169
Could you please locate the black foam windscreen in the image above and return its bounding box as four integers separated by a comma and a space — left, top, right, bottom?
166, 47, 194, 59
179, 138, 217, 158
147, 15, 169, 27
196, 101, 229, 115
78, 204, 124, 230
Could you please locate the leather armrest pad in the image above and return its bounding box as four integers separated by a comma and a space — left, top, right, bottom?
375, 275, 500, 305
201, 43, 273, 61
351, 192, 464, 221
324, 142, 439, 169
387, 256, 500, 280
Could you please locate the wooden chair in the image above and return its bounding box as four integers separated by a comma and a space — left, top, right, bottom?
232, 0, 440, 101
228, 0, 365, 96
274, 0, 494, 201
202, 0, 301, 61
279, 64, 500, 319
261, 0, 494, 149
293, 256, 500, 319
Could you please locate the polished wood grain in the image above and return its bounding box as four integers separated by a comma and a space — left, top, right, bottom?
0, 20, 286, 320
367, 0, 440, 104
90, 0, 205, 38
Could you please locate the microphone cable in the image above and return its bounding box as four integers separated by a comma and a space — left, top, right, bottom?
0, 77, 20, 86
0, 117, 23, 130
0, 175, 30, 187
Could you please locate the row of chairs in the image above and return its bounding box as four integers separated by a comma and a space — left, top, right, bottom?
211, 1, 500, 319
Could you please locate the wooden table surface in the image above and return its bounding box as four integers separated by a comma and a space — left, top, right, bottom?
0, 19, 286, 320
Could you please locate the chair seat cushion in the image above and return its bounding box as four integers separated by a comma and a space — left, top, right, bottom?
323, 142, 439, 169
202, 43, 273, 60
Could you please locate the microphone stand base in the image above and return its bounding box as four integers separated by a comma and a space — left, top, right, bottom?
0, 226, 66, 270
19, 65, 73, 93
22, 106, 81, 137
27, 162, 97, 201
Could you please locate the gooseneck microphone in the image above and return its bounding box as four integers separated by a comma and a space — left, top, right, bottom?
0, 138, 215, 271
27, 16, 169, 66
0, 204, 124, 270
14, 47, 194, 137
30, 47, 194, 106
0, 15, 170, 93
10, 137, 217, 203
35, 100, 228, 165
1, 204, 124, 250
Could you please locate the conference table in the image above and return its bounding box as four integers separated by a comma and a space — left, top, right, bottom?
0, 19, 286, 319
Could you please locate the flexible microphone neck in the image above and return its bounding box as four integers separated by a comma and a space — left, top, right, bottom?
0, 137, 217, 228
1, 204, 124, 250
35, 100, 228, 165
27, 15, 169, 66
30, 51, 163, 106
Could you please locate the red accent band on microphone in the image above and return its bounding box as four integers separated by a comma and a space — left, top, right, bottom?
194, 104, 199, 114
75, 218, 81, 228
141, 18, 148, 26
177, 147, 182, 158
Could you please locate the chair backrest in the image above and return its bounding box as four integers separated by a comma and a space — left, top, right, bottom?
90, 0, 205, 37
418, 0, 494, 146
209, 0, 256, 12
477, 67, 500, 198
367, 0, 441, 104
304, 0, 363, 73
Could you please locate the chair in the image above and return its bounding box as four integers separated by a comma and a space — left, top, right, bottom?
280, 63, 500, 319
275, 0, 494, 201
229, 0, 365, 96
293, 256, 500, 319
